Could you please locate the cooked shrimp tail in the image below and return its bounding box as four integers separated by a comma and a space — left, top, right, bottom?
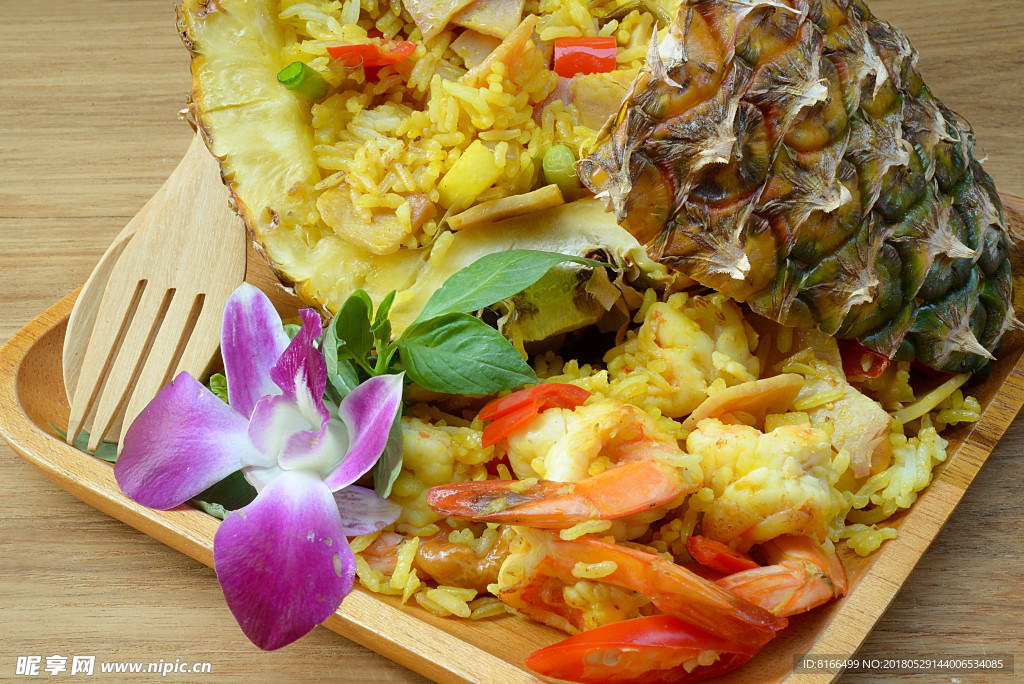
716, 534, 848, 617
427, 459, 697, 527
432, 395, 702, 527
519, 535, 841, 683
501, 529, 787, 652
525, 615, 754, 684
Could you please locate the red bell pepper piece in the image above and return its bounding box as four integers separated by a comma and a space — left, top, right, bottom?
687, 535, 761, 575
553, 36, 617, 78
327, 40, 416, 68
479, 383, 590, 447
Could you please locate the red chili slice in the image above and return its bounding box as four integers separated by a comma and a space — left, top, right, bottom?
327, 40, 416, 68
837, 339, 891, 381
479, 383, 591, 447
525, 615, 755, 684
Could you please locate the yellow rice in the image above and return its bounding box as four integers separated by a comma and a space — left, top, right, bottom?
277, 0, 656, 252
354, 286, 983, 622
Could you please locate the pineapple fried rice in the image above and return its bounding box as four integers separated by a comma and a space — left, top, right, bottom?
177, 0, 997, 648
277, 0, 657, 254
355, 291, 980, 617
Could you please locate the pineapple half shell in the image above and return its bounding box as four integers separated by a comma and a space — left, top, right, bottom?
582, 0, 1017, 372
176, 0, 673, 338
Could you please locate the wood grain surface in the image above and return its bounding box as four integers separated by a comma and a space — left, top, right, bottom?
1, 2, 1021, 683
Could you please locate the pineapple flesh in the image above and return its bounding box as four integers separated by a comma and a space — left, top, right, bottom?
582, 0, 1016, 372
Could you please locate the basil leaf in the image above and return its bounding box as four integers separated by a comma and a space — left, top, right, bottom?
373, 317, 393, 369
49, 424, 119, 463
191, 500, 231, 520
370, 291, 397, 374
372, 402, 405, 499
373, 290, 397, 330
333, 290, 374, 361
192, 470, 257, 519
207, 373, 229, 404
398, 313, 536, 394
328, 357, 361, 399
412, 250, 606, 324
321, 315, 340, 374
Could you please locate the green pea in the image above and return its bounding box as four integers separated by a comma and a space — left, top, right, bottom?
542, 144, 581, 194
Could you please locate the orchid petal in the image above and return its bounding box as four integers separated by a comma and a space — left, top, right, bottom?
334, 485, 401, 536
248, 394, 351, 474
115, 372, 271, 510
214, 470, 355, 651
221, 283, 291, 418
270, 308, 329, 428
242, 464, 285, 493
278, 419, 350, 473
247, 394, 316, 460
323, 373, 404, 491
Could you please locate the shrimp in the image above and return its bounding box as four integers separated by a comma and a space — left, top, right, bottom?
716, 534, 847, 617
359, 526, 515, 593
496, 529, 787, 651
686, 418, 838, 550
763, 329, 892, 478
427, 397, 703, 528
794, 362, 893, 478
389, 416, 493, 530
524, 534, 847, 684
604, 294, 760, 419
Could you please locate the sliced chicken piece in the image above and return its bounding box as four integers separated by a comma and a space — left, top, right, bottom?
404, 0, 476, 42
453, 0, 525, 39
318, 187, 410, 255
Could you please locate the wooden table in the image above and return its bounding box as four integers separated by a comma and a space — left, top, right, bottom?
1, 2, 1021, 682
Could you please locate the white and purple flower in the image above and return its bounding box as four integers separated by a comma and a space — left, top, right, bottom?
115, 283, 403, 650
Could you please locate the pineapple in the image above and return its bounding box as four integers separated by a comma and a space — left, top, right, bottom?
176, 0, 675, 339
179, 0, 1015, 371
581, 0, 1017, 372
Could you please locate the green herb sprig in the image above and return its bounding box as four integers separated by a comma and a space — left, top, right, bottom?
320, 249, 605, 398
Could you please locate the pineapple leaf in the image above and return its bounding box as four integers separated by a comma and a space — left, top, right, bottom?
411, 249, 606, 324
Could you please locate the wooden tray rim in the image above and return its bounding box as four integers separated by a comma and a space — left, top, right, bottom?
3, 267, 1024, 683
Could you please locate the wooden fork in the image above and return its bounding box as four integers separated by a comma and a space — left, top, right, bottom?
66, 133, 246, 452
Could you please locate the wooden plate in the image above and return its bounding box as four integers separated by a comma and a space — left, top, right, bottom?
2, 196, 1023, 684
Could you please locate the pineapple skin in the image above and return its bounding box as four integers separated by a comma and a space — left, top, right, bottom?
582, 0, 1016, 373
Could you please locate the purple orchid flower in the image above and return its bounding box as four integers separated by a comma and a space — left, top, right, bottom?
114, 283, 403, 650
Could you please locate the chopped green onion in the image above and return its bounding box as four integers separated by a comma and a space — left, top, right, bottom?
277, 61, 330, 100
542, 144, 581, 195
